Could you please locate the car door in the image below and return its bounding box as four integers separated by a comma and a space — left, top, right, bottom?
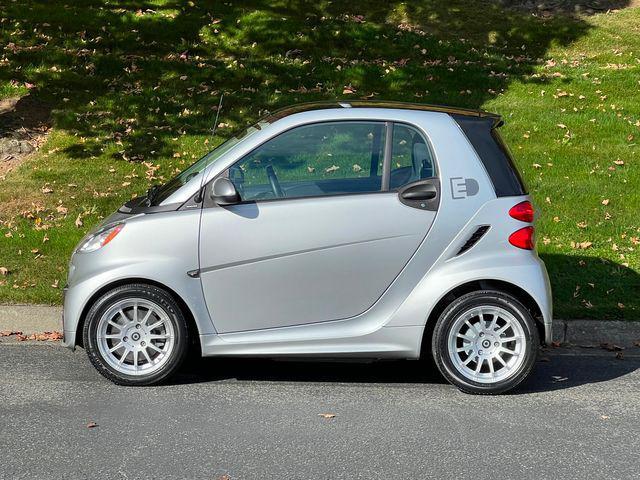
199, 120, 439, 333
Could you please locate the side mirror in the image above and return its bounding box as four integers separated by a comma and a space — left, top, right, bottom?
210, 177, 240, 206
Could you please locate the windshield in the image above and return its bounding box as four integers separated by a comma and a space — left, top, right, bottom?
150, 122, 267, 205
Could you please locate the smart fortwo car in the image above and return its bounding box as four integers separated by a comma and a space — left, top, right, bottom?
63, 101, 552, 394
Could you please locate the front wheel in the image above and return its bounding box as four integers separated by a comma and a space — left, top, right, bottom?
432, 290, 539, 394
83, 284, 189, 386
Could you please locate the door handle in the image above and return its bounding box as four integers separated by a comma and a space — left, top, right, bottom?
400, 184, 437, 201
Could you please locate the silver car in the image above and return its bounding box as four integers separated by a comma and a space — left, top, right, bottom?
62, 101, 552, 394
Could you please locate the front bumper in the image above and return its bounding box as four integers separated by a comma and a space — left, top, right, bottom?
61, 284, 75, 349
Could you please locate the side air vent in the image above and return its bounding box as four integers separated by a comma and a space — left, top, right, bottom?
456, 225, 490, 256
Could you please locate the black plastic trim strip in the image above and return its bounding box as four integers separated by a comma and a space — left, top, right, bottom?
456, 225, 490, 255
118, 196, 184, 214
381, 121, 393, 191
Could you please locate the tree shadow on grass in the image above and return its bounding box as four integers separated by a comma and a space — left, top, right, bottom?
0, 0, 621, 163
541, 254, 640, 319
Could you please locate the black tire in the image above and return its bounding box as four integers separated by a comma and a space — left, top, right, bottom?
431, 290, 539, 395
83, 283, 189, 386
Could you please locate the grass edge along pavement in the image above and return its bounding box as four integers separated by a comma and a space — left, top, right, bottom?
1, 305, 640, 350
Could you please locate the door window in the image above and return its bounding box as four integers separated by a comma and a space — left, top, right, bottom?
389, 124, 435, 190
228, 122, 386, 201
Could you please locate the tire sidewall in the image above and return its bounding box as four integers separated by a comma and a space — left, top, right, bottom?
432, 291, 539, 394
83, 284, 188, 386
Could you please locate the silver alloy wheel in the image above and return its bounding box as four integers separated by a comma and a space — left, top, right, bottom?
96, 298, 175, 376
447, 305, 526, 384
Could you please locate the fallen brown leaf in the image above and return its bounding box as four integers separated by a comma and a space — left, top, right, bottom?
14, 331, 62, 341
0, 330, 23, 337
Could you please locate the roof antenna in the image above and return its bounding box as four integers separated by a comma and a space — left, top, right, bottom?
195, 93, 224, 203
211, 93, 224, 138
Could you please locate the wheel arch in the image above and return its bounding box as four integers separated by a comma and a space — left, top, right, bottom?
420, 279, 545, 358
74, 277, 200, 351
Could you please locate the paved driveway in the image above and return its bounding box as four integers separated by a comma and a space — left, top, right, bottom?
1, 344, 638, 479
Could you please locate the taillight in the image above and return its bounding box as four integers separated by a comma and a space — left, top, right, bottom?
509, 226, 535, 250
509, 201, 534, 223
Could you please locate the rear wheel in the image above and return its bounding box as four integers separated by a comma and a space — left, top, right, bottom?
83, 284, 189, 386
432, 290, 538, 394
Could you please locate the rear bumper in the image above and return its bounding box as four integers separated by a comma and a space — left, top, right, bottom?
539, 256, 553, 345
544, 319, 553, 345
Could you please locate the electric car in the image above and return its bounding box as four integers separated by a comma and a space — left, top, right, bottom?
63, 101, 552, 394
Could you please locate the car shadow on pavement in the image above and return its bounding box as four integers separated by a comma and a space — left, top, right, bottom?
177, 357, 448, 386
174, 348, 640, 394
515, 349, 640, 394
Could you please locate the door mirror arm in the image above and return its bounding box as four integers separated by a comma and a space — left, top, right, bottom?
194, 184, 206, 203
210, 177, 240, 206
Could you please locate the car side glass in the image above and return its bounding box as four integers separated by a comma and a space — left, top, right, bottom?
229, 164, 245, 197
390, 124, 435, 190
227, 121, 386, 202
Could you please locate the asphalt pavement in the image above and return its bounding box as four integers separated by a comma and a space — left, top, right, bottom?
1, 343, 639, 479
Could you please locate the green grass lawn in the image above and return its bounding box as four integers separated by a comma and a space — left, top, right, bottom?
0, 0, 638, 318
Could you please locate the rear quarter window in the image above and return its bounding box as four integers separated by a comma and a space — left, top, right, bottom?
452, 114, 527, 197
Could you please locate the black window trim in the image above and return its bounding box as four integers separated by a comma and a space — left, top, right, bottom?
381, 121, 393, 191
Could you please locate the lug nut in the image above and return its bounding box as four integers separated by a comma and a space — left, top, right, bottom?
494, 342, 499, 347
123, 336, 128, 342
141, 341, 146, 347
479, 350, 483, 355
136, 324, 141, 329
479, 332, 484, 337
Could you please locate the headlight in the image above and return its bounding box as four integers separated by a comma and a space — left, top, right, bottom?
77, 223, 124, 253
